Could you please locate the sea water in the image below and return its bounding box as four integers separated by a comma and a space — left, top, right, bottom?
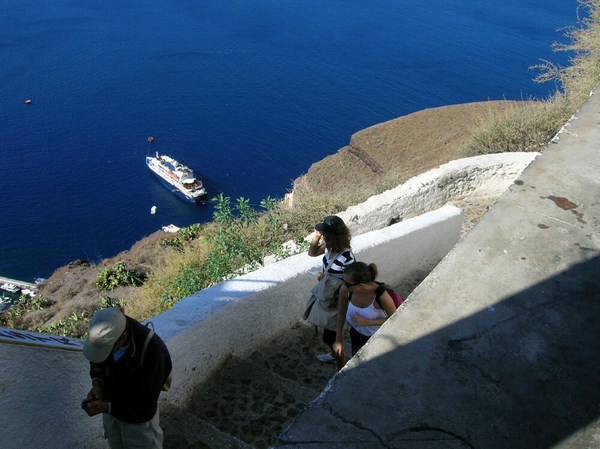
0, 0, 578, 280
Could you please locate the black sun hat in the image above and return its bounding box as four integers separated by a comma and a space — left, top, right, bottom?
315, 215, 346, 235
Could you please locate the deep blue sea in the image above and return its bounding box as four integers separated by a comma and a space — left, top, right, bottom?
1, 0, 578, 281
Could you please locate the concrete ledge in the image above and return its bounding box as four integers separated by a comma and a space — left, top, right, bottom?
339, 152, 537, 235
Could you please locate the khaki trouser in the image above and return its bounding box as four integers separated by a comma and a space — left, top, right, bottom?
102, 408, 163, 449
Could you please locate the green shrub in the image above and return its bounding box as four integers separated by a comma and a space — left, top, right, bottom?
25, 295, 52, 311
42, 311, 91, 338
96, 262, 146, 291
100, 295, 125, 309
160, 223, 203, 250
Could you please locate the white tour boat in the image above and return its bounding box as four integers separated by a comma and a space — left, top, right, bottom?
146, 152, 207, 204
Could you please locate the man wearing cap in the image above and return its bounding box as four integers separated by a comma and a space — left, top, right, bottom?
81, 307, 172, 449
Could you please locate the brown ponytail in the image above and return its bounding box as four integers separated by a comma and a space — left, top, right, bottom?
345, 261, 378, 283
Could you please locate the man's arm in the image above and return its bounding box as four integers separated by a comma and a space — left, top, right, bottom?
82, 364, 109, 416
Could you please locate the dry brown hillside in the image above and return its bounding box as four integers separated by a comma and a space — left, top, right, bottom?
292, 100, 521, 196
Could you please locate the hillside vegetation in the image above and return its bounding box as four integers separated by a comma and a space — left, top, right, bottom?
2, 0, 599, 338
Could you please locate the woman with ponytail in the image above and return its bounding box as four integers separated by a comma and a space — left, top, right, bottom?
332, 262, 397, 369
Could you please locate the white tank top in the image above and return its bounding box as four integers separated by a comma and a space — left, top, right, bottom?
346, 297, 387, 337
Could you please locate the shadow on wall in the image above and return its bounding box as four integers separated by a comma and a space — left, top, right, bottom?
276, 255, 600, 449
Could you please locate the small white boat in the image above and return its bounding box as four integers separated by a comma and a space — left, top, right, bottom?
21, 288, 37, 298
146, 152, 207, 204
0, 283, 20, 294
161, 224, 181, 233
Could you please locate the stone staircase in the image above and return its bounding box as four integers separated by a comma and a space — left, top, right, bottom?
162, 322, 342, 449
160, 277, 421, 448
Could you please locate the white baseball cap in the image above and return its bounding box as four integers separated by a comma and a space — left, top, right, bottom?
83, 307, 126, 363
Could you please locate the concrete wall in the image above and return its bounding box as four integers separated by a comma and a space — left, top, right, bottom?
0, 344, 104, 449
0, 205, 463, 449
339, 152, 537, 234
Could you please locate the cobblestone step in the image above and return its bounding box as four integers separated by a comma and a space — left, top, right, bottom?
188, 357, 316, 448
163, 404, 252, 449
247, 321, 340, 389
162, 281, 421, 448
180, 322, 339, 448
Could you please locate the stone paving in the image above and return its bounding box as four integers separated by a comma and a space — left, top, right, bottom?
161, 270, 430, 448
162, 323, 339, 448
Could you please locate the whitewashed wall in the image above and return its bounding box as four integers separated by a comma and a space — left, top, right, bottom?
0, 344, 104, 449
339, 152, 537, 234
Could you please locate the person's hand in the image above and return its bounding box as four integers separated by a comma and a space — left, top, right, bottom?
316, 272, 324, 281
86, 384, 102, 402
308, 230, 324, 257
81, 399, 109, 416
333, 341, 346, 371
351, 314, 368, 327
332, 341, 344, 358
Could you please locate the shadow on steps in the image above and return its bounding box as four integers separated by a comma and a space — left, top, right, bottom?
161, 277, 424, 448
162, 322, 339, 449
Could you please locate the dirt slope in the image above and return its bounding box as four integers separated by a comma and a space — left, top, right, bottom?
292, 100, 518, 195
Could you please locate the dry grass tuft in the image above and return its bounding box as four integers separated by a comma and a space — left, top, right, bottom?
533, 1, 600, 108
463, 97, 572, 156
124, 237, 211, 321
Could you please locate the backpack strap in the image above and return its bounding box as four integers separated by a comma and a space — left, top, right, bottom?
140, 321, 173, 392
374, 282, 387, 309
140, 322, 155, 367
323, 247, 351, 274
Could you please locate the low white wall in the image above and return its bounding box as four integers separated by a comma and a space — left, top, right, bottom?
339, 152, 537, 234
0, 344, 104, 449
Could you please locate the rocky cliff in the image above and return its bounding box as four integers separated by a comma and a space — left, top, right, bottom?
291, 100, 519, 196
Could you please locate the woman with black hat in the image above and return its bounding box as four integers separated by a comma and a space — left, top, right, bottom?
307, 215, 354, 367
